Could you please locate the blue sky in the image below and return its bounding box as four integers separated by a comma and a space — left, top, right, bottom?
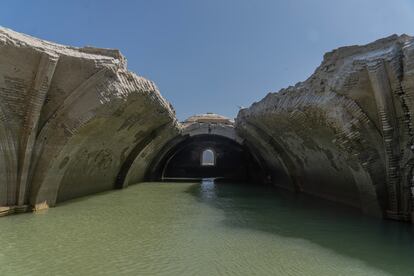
1, 0, 414, 120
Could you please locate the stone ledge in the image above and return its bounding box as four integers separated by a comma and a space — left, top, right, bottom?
0, 205, 30, 217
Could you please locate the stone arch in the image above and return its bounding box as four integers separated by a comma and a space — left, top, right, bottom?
236, 91, 385, 216
138, 114, 266, 182
147, 134, 264, 181
29, 68, 175, 206
0, 103, 18, 206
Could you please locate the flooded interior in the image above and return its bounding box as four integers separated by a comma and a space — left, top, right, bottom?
1, 180, 413, 276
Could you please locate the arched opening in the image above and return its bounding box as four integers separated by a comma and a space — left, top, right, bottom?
147, 134, 266, 182
201, 148, 215, 166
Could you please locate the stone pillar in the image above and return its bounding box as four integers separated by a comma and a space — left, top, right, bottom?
367, 61, 402, 218
16, 53, 59, 206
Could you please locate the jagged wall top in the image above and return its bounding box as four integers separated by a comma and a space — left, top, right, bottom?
240, 34, 414, 115
0, 26, 126, 68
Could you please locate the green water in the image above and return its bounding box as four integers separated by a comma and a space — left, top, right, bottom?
0, 180, 413, 276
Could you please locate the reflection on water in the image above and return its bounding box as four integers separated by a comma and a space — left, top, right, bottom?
188, 182, 414, 275
0, 181, 413, 276
200, 178, 216, 199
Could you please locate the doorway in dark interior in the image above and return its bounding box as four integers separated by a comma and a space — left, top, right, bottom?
201, 148, 215, 166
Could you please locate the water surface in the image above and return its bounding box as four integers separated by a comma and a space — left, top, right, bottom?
0, 180, 413, 275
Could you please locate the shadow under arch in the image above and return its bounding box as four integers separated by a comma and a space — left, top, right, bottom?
0, 103, 18, 206
146, 134, 266, 183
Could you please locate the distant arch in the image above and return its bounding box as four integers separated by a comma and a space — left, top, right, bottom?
146, 134, 265, 181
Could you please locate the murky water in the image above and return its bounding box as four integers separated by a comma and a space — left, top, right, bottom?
0, 180, 413, 276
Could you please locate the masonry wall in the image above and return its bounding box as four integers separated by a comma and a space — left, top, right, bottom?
0, 27, 178, 215
236, 34, 414, 221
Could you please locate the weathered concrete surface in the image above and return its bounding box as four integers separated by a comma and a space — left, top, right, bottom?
0, 27, 178, 215
236, 34, 414, 221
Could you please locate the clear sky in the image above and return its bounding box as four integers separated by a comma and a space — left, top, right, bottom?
1, 0, 414, 120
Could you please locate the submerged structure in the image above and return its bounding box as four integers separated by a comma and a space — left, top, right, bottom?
0, 27, 414, 223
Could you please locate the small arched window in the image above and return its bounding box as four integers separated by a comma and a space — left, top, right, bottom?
201, 149, 215, 166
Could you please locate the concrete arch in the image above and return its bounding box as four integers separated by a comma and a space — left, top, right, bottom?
114, 122, 175, 189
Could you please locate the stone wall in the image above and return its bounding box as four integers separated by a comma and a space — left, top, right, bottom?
1, 27, 414, 223
236, 34, 414, 221
0, 27, 178, 215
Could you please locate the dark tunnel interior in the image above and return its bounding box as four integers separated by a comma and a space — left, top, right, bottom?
148, 135, 266, 183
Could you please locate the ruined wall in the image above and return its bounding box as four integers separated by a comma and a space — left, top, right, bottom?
0, 27, 178, 215
236, 35, 414, 221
